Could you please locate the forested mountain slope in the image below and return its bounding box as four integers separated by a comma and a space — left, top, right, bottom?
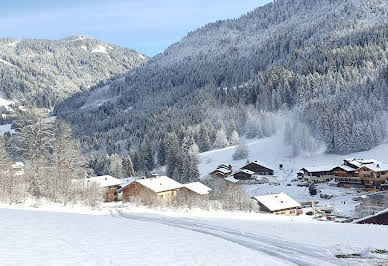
55, 0, 388, 163
0, 35, 147, 109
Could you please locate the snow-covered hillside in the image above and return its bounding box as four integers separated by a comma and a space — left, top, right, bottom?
1, 206, 387, 266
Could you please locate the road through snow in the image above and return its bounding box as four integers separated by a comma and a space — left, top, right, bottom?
117, 210, 340, 266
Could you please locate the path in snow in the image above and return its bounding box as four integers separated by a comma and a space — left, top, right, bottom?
117, 210, 340, 266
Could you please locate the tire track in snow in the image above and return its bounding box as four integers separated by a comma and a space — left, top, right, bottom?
117, 211, 341, 266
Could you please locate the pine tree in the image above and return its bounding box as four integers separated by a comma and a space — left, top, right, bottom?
198, 125, 211, 152
122, 156, 135, 177
214, 128, 229, 148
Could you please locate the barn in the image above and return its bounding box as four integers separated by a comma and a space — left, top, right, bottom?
233, 169, 255, 180
241, 161, 274, 175
178, 182, 212, 204
118, 175, 182, 205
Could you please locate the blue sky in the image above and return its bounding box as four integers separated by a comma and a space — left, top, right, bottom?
0, 0, 271, 56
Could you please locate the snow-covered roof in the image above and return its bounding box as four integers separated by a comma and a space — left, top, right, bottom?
335, 165, 357, 172
246, 161, 273, 171
252, 193, 301, 212
360, 164, 388, 172
240, 169, 255, 175
117, 177, 137, 192
183, 182, 212, 195
344, 158, 383, 168
214, 168, 232, 174
136, 176, 182, 193
86, 175, 123, 188
224, 176, 240, 183
302, 165, 337, 173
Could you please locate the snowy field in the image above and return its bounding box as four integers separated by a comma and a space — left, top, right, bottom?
198, 129, 388, 217
1, 205, 388, 266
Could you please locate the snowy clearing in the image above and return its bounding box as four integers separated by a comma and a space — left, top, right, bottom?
1, 206, 388, 266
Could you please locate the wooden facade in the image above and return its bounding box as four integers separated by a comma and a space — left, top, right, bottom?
105, 186, 121, 202
233, 170, 254, 180
120, 181, 179, 205
241, 161, 274, 175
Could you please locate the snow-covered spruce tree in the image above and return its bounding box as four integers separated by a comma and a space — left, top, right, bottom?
214, 128, 229, 149
232, 142, 249, 160
198, 125, 211, 152
230, 130, 240, 145
165, 133, 180, 179
122, 155, 135, 177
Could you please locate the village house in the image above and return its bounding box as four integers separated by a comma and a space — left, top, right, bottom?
210, 164, 232, 178
118, 175, 182, 204
301, 166, 335, 183
334, 159, 388, 191
178, 182, 212, 201
241, 161, 274, 175
252, 193, 301, 216
233, 169, 255, 180
83, 175, 123, 202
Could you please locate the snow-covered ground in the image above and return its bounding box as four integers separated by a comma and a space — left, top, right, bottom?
198, 128, 388, 217
1, 205, 387, 266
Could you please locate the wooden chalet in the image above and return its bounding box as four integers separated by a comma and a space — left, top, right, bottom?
334, 159, 388, 191
118, 175, 182, 204
83, 175, 123, 202
354, 208, 388, 225
241, 161, 274, 175
233, 169, 255, 180
301, 166, 335, 183
210, 165, 232, 178
252, 193, 301, 216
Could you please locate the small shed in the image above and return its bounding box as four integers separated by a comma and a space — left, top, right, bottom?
241, 161, 274, 175
252, 193, 301, 216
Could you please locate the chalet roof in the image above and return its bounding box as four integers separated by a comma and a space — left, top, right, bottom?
244, 161, 273, 171
239, 169, 255, 175
360, 164, 388, 172
224, 176, 240, 183
136, 175, 182, 193
302, 165, 337, 173
334, 165, 357, 172
344, 158, 383, 168
85, 175, 123, 188
252, 193, 301, 212
183, 182, 212, 195
213, 168, 232, 174
117, 177, 137, 192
